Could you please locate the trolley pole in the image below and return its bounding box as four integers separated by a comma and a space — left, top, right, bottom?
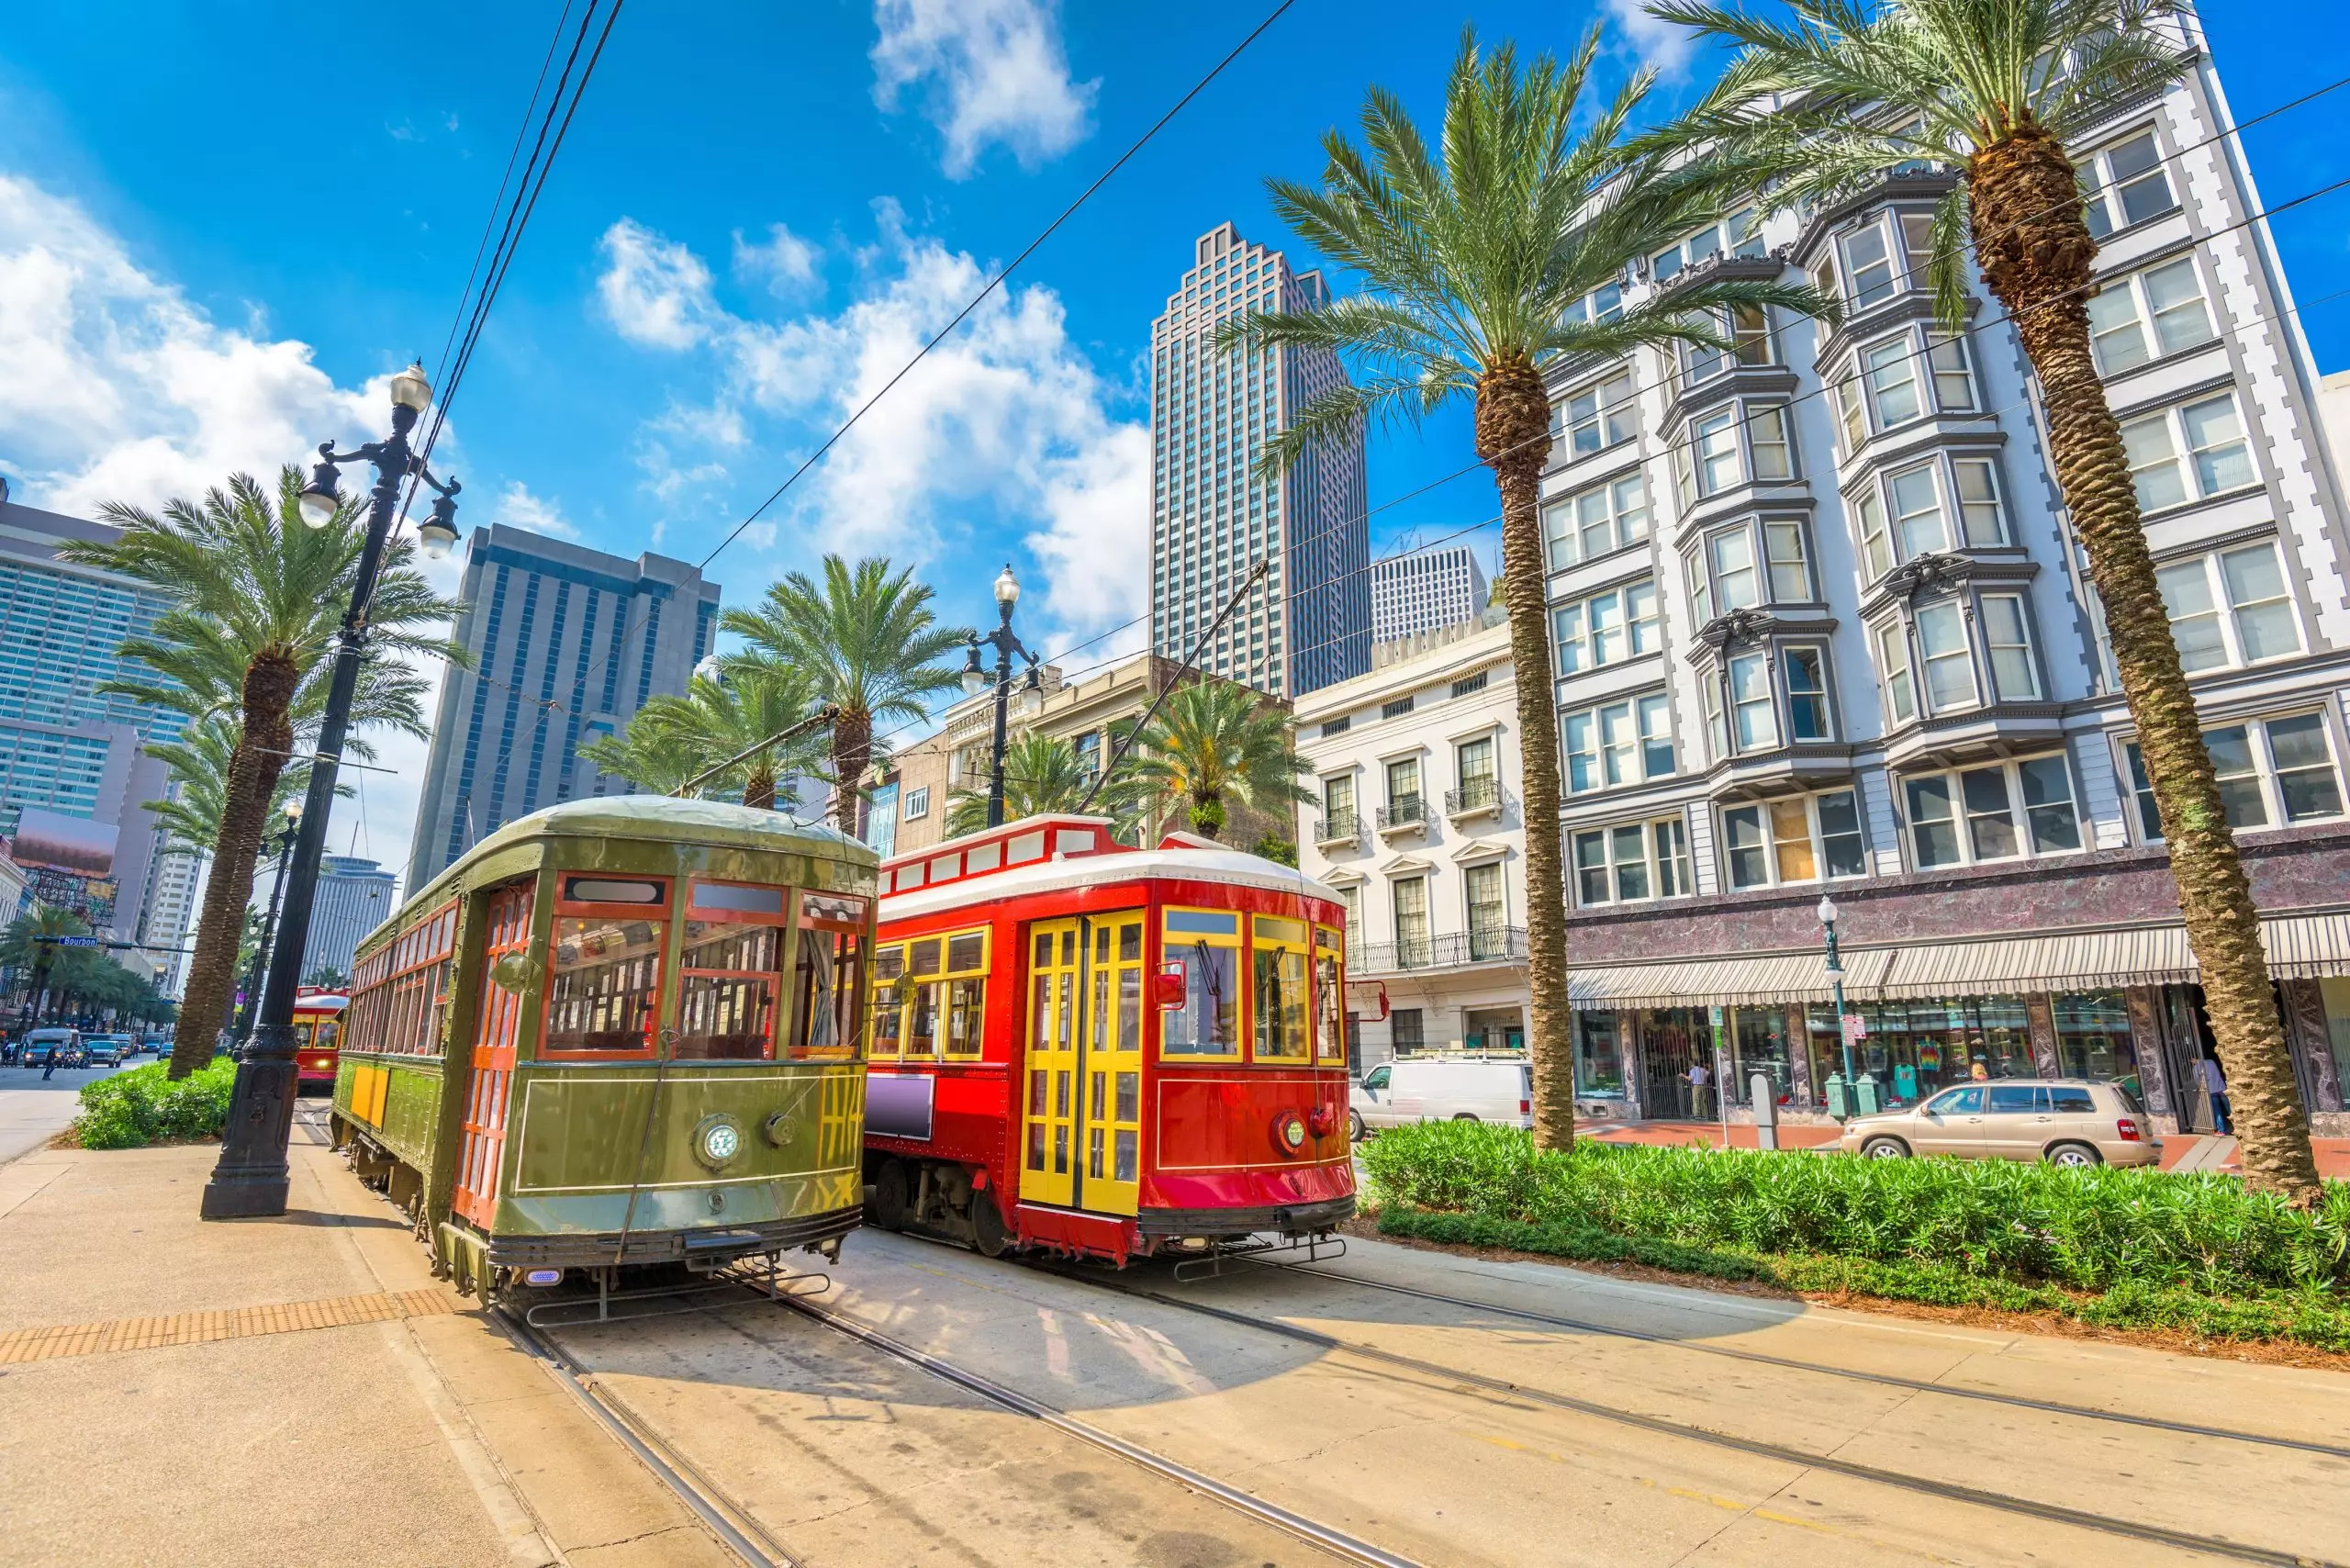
204, 364, 461, 1220
960, 565, 1041, 829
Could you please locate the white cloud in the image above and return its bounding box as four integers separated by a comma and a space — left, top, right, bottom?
733, 222, 823, 300
595, 218, 717, 349
0, 170, 476, 896
595, 212, 1147, 658
1602, 0, 1698, 78
490, 478, 576, 540
870, 0, 1097, 178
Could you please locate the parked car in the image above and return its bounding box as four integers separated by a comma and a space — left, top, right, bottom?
20, 1028, 85, 1070
82, 1036, 129, 1067
1837, 1080, 2160, 1168
1351, 1056, 1533, 1140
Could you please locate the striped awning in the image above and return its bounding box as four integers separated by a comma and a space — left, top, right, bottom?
1567, 947, 1897, 1010
1565, 909, 2350, 1012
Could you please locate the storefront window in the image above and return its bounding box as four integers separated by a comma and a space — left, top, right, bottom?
2324, 979, 2350, 1103
1575, 1011, 1625, 1096
1730, 1007, 1793, 1105
2054, 991, 2137, 1085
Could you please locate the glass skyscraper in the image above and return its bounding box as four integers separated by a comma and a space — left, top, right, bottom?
404, 523, 722, 894
1149, 222, 1369, 697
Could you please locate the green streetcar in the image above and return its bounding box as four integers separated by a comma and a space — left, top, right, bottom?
330, 797, 877, 1305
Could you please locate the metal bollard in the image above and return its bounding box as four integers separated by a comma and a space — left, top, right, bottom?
1752, 1072, 1779, 1152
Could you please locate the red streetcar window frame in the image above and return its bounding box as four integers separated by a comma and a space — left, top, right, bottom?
543, 876, 669, 1061
674, 879, 794, 1061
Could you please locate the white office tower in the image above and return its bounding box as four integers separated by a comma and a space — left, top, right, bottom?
1371, 543, 1490, 644
1149, 222, 1370, 697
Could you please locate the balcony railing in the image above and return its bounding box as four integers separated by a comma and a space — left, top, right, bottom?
1348, 925, 1528, 975
1445, 777, 1502, 819
1374, 796, 1426, 833
1315, 812, 1364, 848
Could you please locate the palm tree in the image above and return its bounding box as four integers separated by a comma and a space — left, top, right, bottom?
577, 721, 706, 798
1217, 29, 1825, 1150
3, 907, 91, 1028
1643, 1, 2319, 1204
58, 468, 462, 1079
720, 556, 967, 831
142, 716, 348, 867
613, 659, 824, 810
946, 732, 1107, 835
1125, 680, 1315, 844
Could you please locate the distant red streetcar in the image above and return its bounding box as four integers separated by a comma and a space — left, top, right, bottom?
862, 814, 1354, 1267
293, 989, 349, 1089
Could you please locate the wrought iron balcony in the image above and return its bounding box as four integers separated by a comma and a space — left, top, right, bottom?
1314, 812, 1365, 849
1374, 796, 1426, 834
1445, 777, 1502, 820
1347, 925, 1528, 976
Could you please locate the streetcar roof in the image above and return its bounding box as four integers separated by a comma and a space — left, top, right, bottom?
880, 839, 1342, 922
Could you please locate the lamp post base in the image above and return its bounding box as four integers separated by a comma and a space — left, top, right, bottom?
199, 1029, 300, 1220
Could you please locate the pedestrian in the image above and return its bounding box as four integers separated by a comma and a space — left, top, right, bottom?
1969, 1058, 1989, 1081
1684, 1060, 1710, 1119
41, 1039, 60, 1080
2198, 1055, 2232, 1135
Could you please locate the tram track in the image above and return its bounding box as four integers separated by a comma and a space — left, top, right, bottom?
1249, 1256, 2350, 1462
990, 1251, 2345, 1568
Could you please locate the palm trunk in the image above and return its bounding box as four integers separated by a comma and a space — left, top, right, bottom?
744, 763, 777, 812
169, 659, 297, 1081
1479, 353, 1574, 1151
830, 707, 872, 833
1970, 126, 2320, 1204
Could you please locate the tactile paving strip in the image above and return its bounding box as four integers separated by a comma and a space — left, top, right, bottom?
0, 1287, 458, 1365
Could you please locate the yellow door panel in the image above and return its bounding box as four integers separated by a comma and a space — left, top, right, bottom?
1019, 920, 1082, 1207
1080, 913, 1146, 1216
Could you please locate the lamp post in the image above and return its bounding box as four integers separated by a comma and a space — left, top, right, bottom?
959, 565, 1043, 829
231, 805, 304, 1048
1818, 894, 1861, 1118
202, 363, 460, 1219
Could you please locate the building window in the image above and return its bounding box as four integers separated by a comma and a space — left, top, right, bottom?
1456, 735, 1498, 810
1382, 695, 1415, 719
1450, 670, 1489, 699
903, 786, 930, 821
2121, 392, 2255, 512
1321, 774, 1357, 837
1543, 472, 1650, 568
1764, 521, 1811, 601
1393, 877, 1430, 968
1564, 691, 1674, 793
1552, 578, 1661, 675
1675, 404, 1794, 505
1554, 371, 1637, 459
1728, 651, 1777, 751
1321, 715, 1351, 737
2155, 542, 2301, 671
1465, 861, 1507, 951
1905, 755, 2081, 868
1856, 456, 2006, 578
1783, 646, 1832, 740
1981, 593, 2040, 700
1720, 790, 1866, 890
1384, 756, 1421, 819
1390, 1006, 1426, 1055
1916, 600, 1978, 711
2080, 129, 2177, 238
1707, 644, 1835, 756
2087, 256, 2217, 375
1572, 816, 1693, 906
1709, 527, 1759, 610
1073, 731, 1102, 780
1841, 223, 1897, 308
1685, 304, 1774, 381
1863, 335, 1922, 426
2124, 713, 2347, 839
1877, 621, 1915, 723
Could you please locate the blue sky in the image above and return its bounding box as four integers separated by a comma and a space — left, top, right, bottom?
4, 1, 2348, 877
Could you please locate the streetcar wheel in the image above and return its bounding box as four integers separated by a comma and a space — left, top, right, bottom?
868, 1160, 908, 1232
971, 1191, 1013, 1259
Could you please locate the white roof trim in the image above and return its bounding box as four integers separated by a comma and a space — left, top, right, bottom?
880, 846, 1340, 923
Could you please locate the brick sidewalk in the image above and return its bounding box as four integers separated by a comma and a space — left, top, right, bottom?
0, 1123, 732, 1568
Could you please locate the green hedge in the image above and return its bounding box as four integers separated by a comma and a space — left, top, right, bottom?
73, 1058, 238, 1149
1360, 1121, 2350, 1327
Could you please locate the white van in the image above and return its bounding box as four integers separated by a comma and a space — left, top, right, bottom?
1350, 1057, 1532, 1139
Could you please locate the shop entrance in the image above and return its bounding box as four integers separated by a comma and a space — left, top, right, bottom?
1637, 1008, 1708, 1119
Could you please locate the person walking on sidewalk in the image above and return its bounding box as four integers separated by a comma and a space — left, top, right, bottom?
41, 1042, 61, 1080
2199, 1055, 2232, 1135
1684, 1061, 1710, 1119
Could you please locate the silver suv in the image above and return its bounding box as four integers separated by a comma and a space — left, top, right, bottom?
1837, 1079, 2161, 1168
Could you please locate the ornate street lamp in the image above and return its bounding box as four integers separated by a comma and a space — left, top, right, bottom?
1818, 894, 1869, 1119
961, 565, 1043, 828
204, 364, 461, 1218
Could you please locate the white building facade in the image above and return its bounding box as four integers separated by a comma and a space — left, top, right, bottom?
1150, 222, 1371, 698
1371, 543, 1489, 644
1295, 617, 1568, 1096
1542, 24, 2350, 1133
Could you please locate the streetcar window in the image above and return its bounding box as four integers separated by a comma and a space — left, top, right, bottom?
544, 918, 665, 1054
947, 933, 985, 971
944, 976, 985, 1058
1315, 953, 1345, 1062
677, 920, 783, 1061
691, 882, 785, 916
1253, 945, 1310, 1061
1009, 830, 1047, 864
909, 938, 942, 976
906, 982, 940, 1061
1315, 924, 1343, 952
1167, 910, 1238, 937
1120, 924, 1141, 962
292, 1023, 313, 1049
1161, 943, 1238, 1057
563, 878, 666, 906
966, 841, 1002, 873
872, 946, 903, 980
788, 917, 867, 1064
1254, 915, 1306, 946
929, 853, 961, 883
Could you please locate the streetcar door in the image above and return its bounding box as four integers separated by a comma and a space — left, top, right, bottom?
453, 880, 533, 1228
1079, 913, 1147, 1216
1019, 919, 1083, 1207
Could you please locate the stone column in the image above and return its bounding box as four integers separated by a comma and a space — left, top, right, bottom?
2124, 987, 2174, 1123
2026, 994, 2060, 1078
2280, 979, 2344, 1114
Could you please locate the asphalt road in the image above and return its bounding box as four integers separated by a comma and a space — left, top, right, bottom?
0, 1052, 167, 1164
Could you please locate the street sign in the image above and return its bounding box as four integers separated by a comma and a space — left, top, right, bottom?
1841, 1013, 1867, 1042
1707, 1005, 1724, 1028
57, 935, 98, 948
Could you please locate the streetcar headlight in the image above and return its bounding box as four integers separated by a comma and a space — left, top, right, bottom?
1273, 1111, 1308, 1156
694, 1114, 745, 1170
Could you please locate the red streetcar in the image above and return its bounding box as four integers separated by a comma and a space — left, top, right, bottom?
293, 989, 349, 1089
861, 813, 1354, 1267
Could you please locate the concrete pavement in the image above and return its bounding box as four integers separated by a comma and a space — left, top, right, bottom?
0, 1061, 119, 1164
0, 1107, 733, 1568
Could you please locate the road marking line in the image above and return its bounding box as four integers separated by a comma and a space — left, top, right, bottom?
0, 1286, 457, 1365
